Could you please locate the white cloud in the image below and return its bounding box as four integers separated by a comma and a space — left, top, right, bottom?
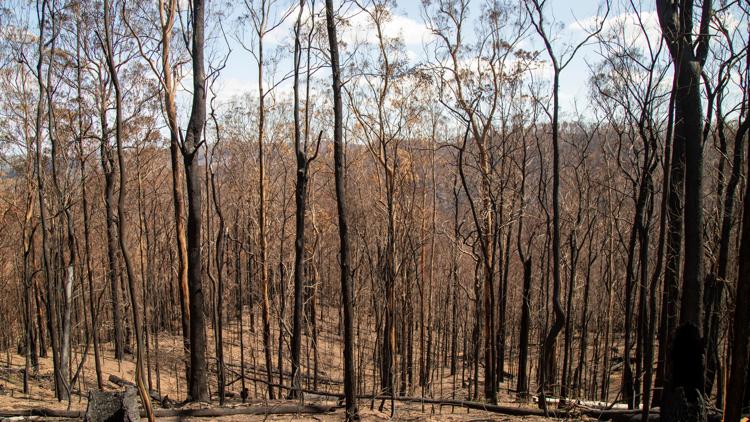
566, 10, 663, 56
341, 7, 434, 47
212, 76, 258, 105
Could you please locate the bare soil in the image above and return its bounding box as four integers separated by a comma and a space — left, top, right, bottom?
0, 309, 594, 421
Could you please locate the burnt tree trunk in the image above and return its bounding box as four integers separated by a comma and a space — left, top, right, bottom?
325, 1, 360, 419
182, 0, 209, 402
657, 0, 712, 420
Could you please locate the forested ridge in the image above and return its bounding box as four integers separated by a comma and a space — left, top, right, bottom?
0, 0, 748, 421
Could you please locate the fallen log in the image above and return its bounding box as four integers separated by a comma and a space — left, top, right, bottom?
0, 408, 83, 418
386, 396, 645, 420
224, 373, 574, 418
226, 367, 640, 420
384, 396, 552, 417
223, 372, 547, 417
150, 403, 334, 418
409, 397, 646, 420
108, 374, 175, 408
537, 395, 630, 410
585, 408, 643, 422
0, 403, 334, 419
274, 388, 559, 418
288, 388, 644, 421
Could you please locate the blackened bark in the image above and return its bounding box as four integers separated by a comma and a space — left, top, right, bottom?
560, 232, 577, 402
540, 69, 565, 411
654, 72, 677, 405
290, 1, 308, 399
183, 0, 209, 402
657, 0, 712, 419
675, 42, 706, 336
517, 257, 532, 399
325, 1, 359, 419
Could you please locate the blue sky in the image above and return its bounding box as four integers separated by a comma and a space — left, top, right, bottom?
209, 0, 638, 120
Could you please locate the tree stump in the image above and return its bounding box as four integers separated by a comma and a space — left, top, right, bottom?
661, 387, 707, 422
662, 324, 707, 422
85, 387, 140, 422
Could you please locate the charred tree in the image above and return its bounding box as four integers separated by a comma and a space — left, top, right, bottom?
325, 0, 360, 419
